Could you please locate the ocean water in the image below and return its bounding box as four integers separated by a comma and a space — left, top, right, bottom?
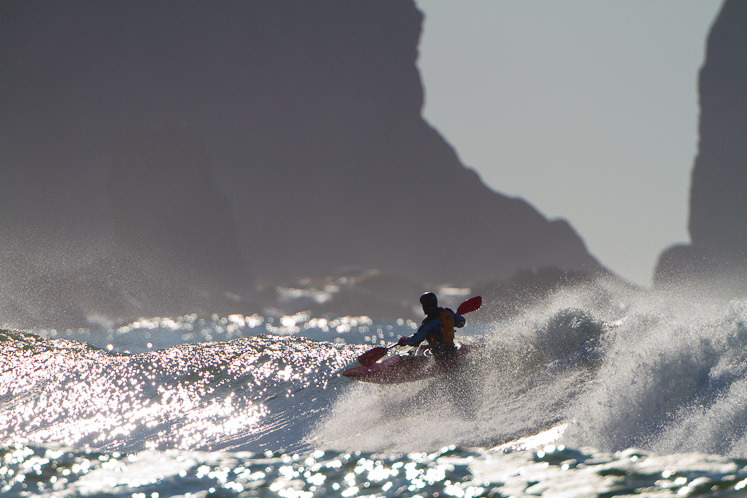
2, 280, 747, 496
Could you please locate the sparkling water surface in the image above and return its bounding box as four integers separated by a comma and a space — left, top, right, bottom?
2, 282, 747, 496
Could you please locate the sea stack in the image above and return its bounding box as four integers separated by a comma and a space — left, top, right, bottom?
655, 0, 747, 293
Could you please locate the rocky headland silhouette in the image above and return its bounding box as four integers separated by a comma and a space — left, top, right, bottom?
0, 1, 652, 328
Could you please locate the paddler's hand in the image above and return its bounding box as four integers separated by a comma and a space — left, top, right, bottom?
397, 336, 408, 346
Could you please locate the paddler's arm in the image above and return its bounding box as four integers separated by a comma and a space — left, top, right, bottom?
398, 319, 441, 347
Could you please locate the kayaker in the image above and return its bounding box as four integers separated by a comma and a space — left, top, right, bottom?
397, 292, 465, 362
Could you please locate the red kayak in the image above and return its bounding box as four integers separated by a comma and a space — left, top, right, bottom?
341, 344, 472, 384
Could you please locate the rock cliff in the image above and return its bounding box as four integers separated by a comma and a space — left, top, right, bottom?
0, 0, 604, 325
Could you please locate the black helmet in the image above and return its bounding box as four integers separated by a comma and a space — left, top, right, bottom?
419, 292, 438, 310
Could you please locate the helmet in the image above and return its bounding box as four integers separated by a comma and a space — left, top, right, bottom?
419, 292, 438, 310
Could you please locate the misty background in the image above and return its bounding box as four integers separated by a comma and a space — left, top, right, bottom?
1, 0, 744, 329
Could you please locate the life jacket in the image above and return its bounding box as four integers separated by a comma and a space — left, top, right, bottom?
425, 308, 455, 346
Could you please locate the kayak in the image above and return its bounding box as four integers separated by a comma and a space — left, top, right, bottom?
342, 344, 472, 384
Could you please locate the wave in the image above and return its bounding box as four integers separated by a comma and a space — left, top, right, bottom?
562, 294, 747, 457
0, 330, 359, 453
311, 283, 747, 456
2, 280, 747, 459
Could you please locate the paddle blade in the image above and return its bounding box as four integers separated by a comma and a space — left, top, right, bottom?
457, 296, 482, 315
357, 346, 389, 367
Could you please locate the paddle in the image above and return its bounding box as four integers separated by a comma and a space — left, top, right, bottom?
356, 295, 483, 367
355, 343, 399, 368
456, 295, 482, 315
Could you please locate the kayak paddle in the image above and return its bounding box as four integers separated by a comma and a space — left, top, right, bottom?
356, 343, 399, 368
456, 295, 482, 315
356, 295, 483, 367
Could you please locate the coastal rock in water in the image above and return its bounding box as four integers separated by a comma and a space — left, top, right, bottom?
655, 0, 747, 292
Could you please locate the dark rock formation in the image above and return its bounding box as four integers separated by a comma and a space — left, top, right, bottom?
655, 0, 747, 292
106, 126, 254, 320
109, 127, 251, 295
0, 0, 604, 327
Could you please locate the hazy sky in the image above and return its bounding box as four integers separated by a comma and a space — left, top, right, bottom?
415, 0, 722, 286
